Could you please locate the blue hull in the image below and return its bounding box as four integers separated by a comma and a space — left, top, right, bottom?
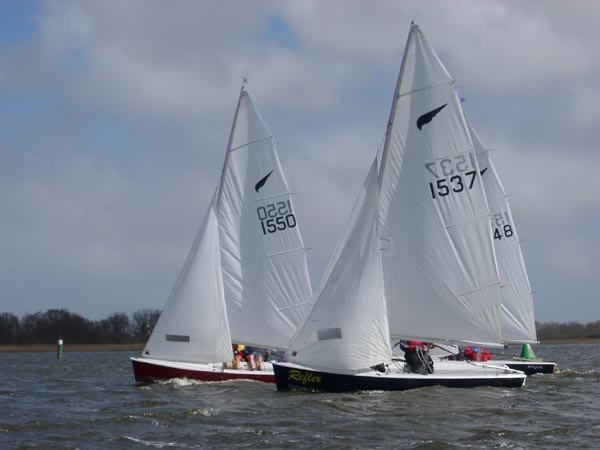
273, 362, 526, 392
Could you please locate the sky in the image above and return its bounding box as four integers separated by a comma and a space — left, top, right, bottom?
1, 0, 599, 323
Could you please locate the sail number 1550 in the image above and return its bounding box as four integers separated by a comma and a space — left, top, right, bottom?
257, 200, 297, 235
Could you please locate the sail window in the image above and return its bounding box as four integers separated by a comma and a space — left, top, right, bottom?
165, 334, 190, 343
317, 328, 342, 341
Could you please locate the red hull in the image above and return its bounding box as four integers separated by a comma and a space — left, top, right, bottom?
131, 358, 275, 384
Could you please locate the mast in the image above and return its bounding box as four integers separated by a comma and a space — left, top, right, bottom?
216, 80, 247, 209
378, 21, 415, 186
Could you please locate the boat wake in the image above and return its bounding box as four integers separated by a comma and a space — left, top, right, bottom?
155, 376, 270, 387
156, 377, 204, 387
554, 368, 600, 378
122, 436, 180, 448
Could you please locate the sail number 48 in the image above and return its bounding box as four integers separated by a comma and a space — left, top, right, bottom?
257, 200, 297, 235
492, 212, 514, 240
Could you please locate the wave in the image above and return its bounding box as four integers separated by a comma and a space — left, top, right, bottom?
155, 377, 268, 387
555, 368, 600, 378
123, 436, 181, 448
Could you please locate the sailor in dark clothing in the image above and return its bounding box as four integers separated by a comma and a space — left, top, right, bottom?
400, 341, 434, 374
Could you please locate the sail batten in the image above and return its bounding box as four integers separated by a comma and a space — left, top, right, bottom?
398, 80, 455, 99
229, 135, 273, 153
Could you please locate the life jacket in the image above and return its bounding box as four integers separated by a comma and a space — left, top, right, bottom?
481, 349, 491, 361
408, 341, 425, 352
464, 346, 475, 360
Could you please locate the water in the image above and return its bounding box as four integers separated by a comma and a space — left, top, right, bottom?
1, 344, 599, 449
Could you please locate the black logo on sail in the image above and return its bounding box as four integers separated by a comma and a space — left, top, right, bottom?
417, 103, 447, 130
480, 167, 488, 176
255, 170, 274, 192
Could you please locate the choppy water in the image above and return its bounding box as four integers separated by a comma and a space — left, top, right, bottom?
1, 344, 599, 449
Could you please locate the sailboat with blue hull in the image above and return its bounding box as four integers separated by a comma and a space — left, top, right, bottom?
274, 22, 527, 392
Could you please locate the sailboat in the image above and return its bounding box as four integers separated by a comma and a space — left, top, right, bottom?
132, 85, 313, 383
466, 121, 555, 375
273, 23, 526, 392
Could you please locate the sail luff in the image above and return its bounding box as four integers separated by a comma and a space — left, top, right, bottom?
379, 21, 416, 187
216, 83, 247, 210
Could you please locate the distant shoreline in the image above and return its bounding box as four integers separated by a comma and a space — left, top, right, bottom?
537, 338, 600, 345
1, 339, 600, 354
0, 343, 145, 353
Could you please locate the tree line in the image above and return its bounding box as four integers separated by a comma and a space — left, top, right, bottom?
1, 309, 598, 345
0, 309, 161, 345
536, 321, 600, 340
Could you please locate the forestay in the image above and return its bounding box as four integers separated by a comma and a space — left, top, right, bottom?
218, 91, 313, 350
142, 195, 232, 364
468, 121, 537, 344
287, 161, 392, 373
378, 24, 503, 346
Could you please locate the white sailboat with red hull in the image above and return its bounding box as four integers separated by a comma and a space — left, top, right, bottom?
274, 23, 527, 392
132, 86, 312, 384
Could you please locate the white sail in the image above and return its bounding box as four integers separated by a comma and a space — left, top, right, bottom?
287, 160, 392, 372
142, 194, 232, 364
142, 88, 312, 365
468, 121, 537, 343
379, 24, 503, 346
218, 90, 313, 350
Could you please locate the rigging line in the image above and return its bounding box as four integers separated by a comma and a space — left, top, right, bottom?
229, 135, 273, 152
217, 84, 245, 209
375, 130, 387, 160
466, 360, 523, 374
379, 21, 415, 185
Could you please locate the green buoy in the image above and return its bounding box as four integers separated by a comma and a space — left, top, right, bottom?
518, 343, 542, 361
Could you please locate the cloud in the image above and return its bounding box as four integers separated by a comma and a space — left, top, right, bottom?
1, 0, 599, 323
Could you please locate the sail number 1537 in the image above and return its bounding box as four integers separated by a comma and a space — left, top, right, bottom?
425, 153, 480, 199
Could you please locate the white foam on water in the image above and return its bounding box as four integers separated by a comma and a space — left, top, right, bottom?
123, 436, 182, 448
191, 407, 214, 417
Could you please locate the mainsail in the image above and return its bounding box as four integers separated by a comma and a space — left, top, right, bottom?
467, 121, 537, 344
218, 90, 313, 350
287, 160, 392, 372
378, 23, 504, 346
142, 88, 313, 363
